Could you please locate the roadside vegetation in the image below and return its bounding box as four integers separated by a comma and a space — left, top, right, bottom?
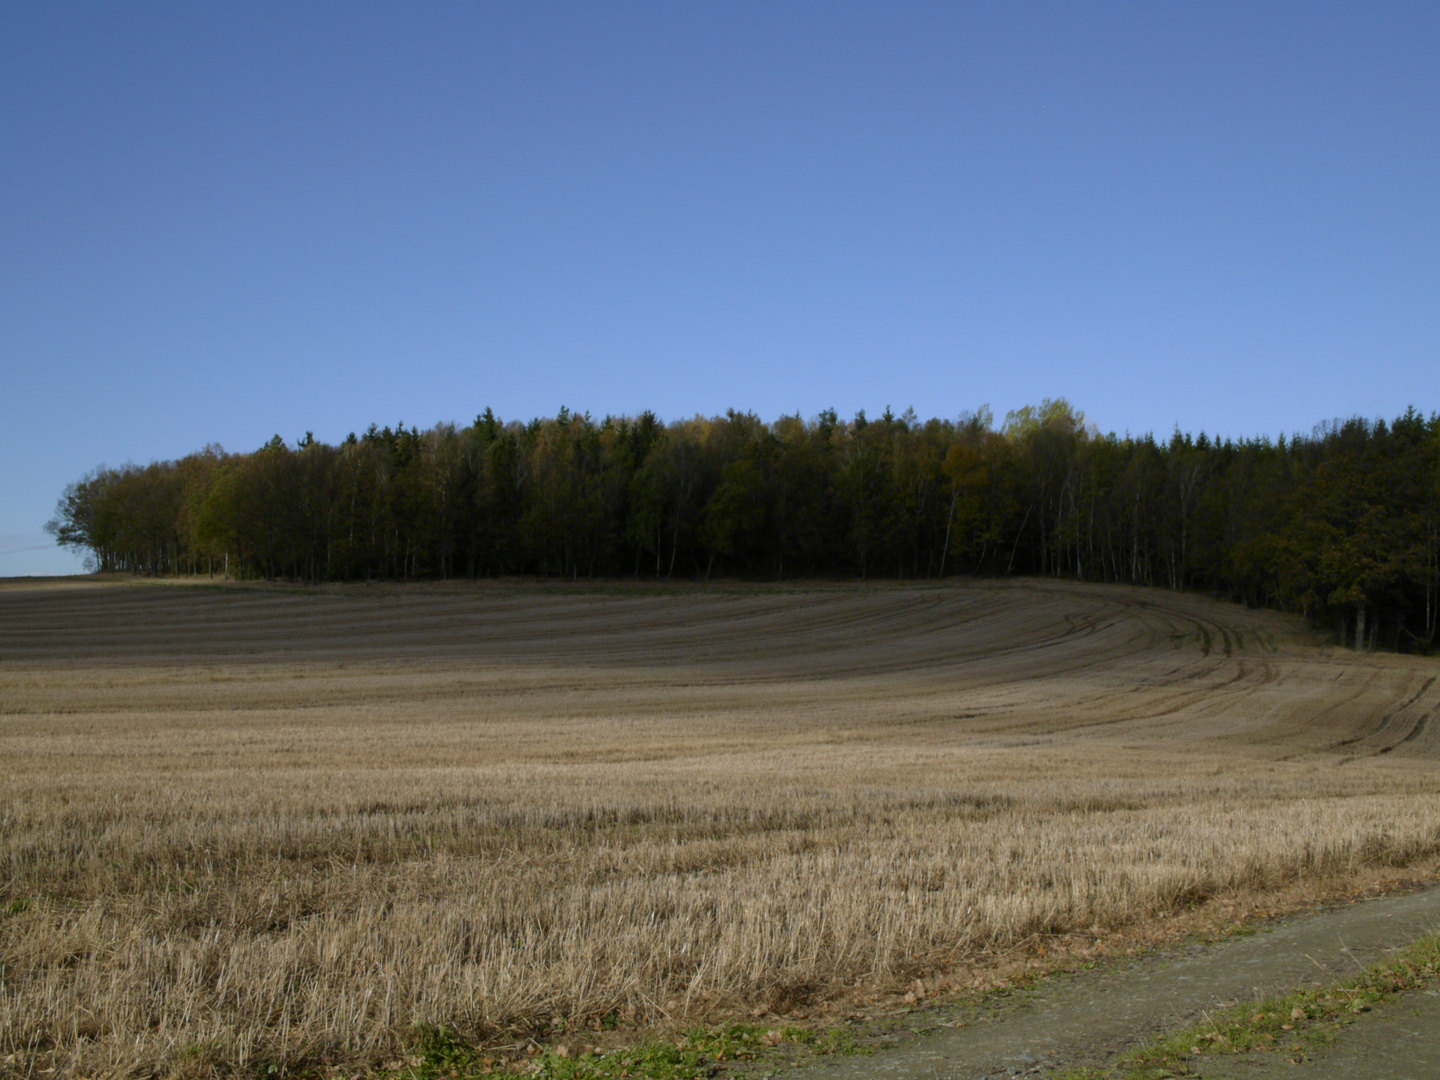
383, 1021, 855, 1080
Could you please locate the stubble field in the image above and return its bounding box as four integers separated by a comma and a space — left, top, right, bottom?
1, 577, 1438, 1078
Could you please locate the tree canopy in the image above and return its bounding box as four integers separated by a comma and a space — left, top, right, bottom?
47, 402, 1440, 651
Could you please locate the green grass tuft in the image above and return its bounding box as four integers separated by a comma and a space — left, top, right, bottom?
389, 1021, 829, 1080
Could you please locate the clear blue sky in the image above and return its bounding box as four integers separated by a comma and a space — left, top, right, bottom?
3, 2, 1436, 575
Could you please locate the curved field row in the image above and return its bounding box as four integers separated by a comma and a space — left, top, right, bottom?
2, 576, 1434, 757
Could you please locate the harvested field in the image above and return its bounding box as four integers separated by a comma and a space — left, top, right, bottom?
1, 576, 1438, 1077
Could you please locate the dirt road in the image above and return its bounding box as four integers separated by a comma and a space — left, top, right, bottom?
792, 884, 1440, 1079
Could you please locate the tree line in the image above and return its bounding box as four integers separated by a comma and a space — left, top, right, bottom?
47, 401, 1440, 651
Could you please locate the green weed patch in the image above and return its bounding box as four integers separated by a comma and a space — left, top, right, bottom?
390, 1022, 829, 1080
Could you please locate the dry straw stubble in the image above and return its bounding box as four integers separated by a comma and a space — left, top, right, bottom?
1, 577, 1438, 1076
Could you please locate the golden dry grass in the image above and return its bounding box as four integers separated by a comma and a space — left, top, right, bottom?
1, 576, 1438, 1077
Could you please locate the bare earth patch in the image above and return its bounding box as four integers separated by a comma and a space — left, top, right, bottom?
1, 576, 1438, 1077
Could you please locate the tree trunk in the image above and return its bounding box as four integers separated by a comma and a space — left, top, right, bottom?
939, 488, 957, 577
1006, 504, 1033, 575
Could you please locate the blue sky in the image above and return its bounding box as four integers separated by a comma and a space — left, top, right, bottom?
2, 2, 1436, 575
